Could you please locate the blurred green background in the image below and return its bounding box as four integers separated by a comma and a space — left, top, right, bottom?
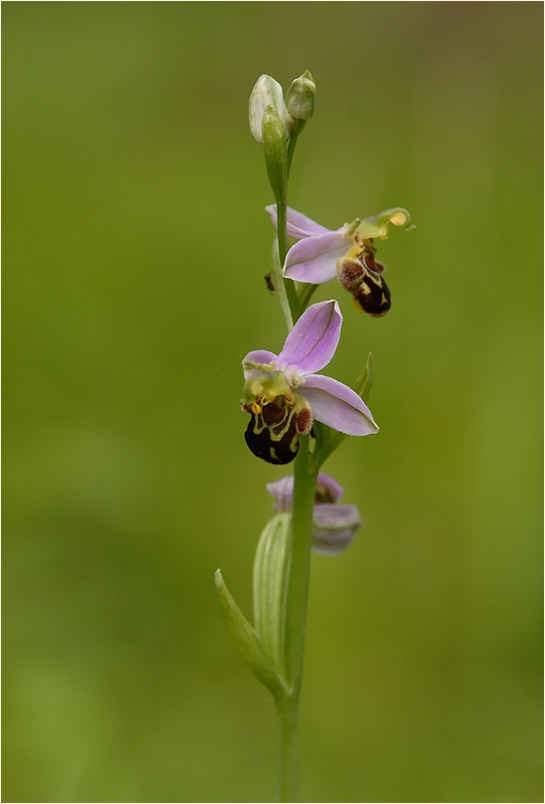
3, 3, 543, 802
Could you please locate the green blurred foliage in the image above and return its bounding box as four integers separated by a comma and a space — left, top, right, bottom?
3, 3, 542, 801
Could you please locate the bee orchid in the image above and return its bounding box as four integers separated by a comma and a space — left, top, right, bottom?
266, 204, 414, 316
241, 300, 378, 464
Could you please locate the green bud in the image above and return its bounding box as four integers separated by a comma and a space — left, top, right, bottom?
285, 70, 316, 121
248, 74, 291, 143
252, 513, 291, 680
262, 105, 288, 204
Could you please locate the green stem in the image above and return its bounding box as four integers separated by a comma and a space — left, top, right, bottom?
276, 199, 300, 324
287, 121, 305, 176
269, 125, 316, 800
277, 436, 319, 801
278, 704, 297, 802
285, 437, 318, 693
271, 240, 294, 331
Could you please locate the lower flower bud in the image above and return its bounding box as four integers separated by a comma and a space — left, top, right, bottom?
267, 473, 363, 556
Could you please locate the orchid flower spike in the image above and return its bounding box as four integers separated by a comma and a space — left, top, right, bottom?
267, 473, 362, 555
241, 300, 378, 464
266, 205, 414, 316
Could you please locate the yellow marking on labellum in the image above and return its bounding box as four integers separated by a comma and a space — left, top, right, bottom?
251, 402, 262, 414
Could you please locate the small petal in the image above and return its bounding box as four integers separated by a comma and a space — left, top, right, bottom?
276, 300, 342, 375
266, 476, 294, 511
267, 472, 343, 511
299, 374, 379, 436
242, 349, 277, 379
265, 204, 331, 238
311, 503, 362, 556
294, 402, 313, 435
283, 230, 350, 284
315, 474, 344, 504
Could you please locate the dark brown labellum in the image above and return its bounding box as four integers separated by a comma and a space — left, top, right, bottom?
352, 268, 391, 317
337, 252, 391, 317
244, 400, 299, 464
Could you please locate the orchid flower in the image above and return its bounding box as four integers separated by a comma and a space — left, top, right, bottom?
241, 300, 378, 464
267, 473, 362, 555
266, 205, 414, 316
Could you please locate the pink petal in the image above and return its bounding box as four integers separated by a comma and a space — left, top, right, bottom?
276, 300, 342, 375
267, 472, 344, 511
242, 349, 277, 379
265, 204, 331, 238
266, 475, 294, 511
312, 503, 361, 556
299, 374, 379, 436
283, 230, 350, 284
315, 473, 344, 504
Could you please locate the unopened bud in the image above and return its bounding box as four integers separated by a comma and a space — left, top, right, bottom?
262, 105, 288, 203
285, 70, 316, 121
248, 74, 291, 143
266, 474, 361, 556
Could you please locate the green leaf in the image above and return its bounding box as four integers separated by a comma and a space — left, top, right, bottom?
353, 351, 374, 403
214, 569, 288, 699
252, 513, 291, 679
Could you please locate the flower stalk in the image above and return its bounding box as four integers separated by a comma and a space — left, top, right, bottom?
284, 436, 318, 695
278, 437, 318, 801
215, 70, 412, 803
257, 78, 319, 797
276, 199, 300, 325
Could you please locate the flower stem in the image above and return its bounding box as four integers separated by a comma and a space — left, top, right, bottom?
271, 239, 294, 331
276, 199, 300, 325
278, 703, 297, 802
269, 129, 315, 801
287, 121, 306, 176
277, 435, 319, 801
